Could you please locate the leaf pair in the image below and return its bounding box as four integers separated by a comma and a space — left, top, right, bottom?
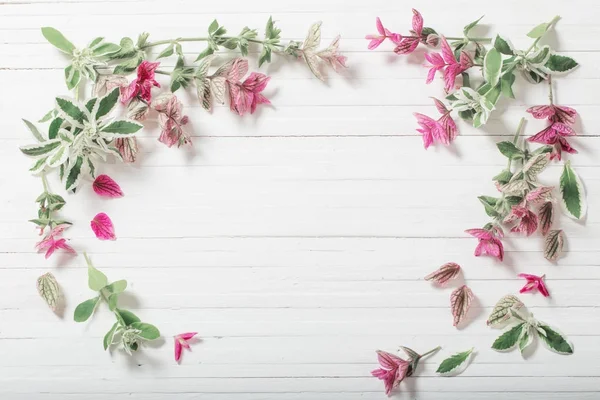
104, 308, 160, 352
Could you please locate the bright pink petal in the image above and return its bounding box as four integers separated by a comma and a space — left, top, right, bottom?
440, 37, 456, 64
411, 9, 423, 35
537, 278, 550, 297
519, 280, 537, 294
552, 122, 575, 136
174, 340, 183, 362
90, 213, 116, 241
528, 126, 558, 145
394, 38, 419, 55
93, 175, 124, 198
439, 114, 457, 142
54, 238, 76, 254
375, 17, 385, 35
376, 350, 406, 370
465, 228, 492, 239
367, 37, 384, 50
527, 105, 555, 120
119, 81, 139, 104
553, 105, 577, 124
432, 98, 448, 114
178, 332, 198, 341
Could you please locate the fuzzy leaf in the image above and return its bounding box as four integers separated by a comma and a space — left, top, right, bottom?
544, 229, 564, 261
131, 322, 161, 340
74, 296, 100, 322
450, 285, 474, 327
492, 322, 525, 351
115, 308, 141, 326
537, 324, 573, 354
105, 279, 127, 295
544, 54, 578, 74
494, 35, 514, 55
424, 262, 461, 286
101, 120, 143, 136
37, 272, 61, 311
88, 263, 108, 291
478, 195, 500, 217
23, 119, 45, 142
538, 201, 554, 236
487, 295, 524, 326
496, 141, 523, 159
519, 324, 534, 354
20, 140, 61, 157
463, 16, 484, 36
523, 153, 550, 180
436, 348, 474, 376
103, 322, 119, 350
527, 22, 551, 39
483, 48, 502, 87
559, 161, 586, 220
64, 66, 81, 90
41, 27, 75, 54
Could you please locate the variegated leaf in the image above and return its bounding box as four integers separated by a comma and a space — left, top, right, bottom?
537, 323, 574, 354
544, 229, 564, 261
450, 285, 474, 327
20, 140, 62, 157
302, 52, 324, 81
501, 179, 529, 195
424, 262, 461, 286
519, 324, 534, 355
37, 272, 61, 311
55, 96, 87, 126
487, 295, 524, 326
302, 22, 322, 51
436, 348, 474, 376
559, 161, 587, 220
538, 201, 554, 236
492, 322, 525, 351
211, 77, 227, 105
523, 153, 550, 180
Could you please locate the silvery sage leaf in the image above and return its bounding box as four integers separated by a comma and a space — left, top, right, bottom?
436, 348, 474, 376
87, 256, 108, 291
103, 322, 119, 350
74, 296, 100, 322
37, 272, 61, 311
450, 285, 473, 327
559, 161, 586, 220
487, 295, 524, 326
23, 119, 45, 142
483, 48, 502, 87
544, 229, 564, 261
41, 27, 76, 54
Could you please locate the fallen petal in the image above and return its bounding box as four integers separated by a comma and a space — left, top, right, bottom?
93, 175, 124, 198
91, 213, 116, 241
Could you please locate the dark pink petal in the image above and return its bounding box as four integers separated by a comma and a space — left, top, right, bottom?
439, 113, 457, 142
174, 340, 183, 362
558, 137, 577, 154
528, 126, 558, 145
367, 37, 385, 50
552, 122, 575, 136
178, 332, 198, 341
432, 97, 448, 114
411, 9, 423, 35
386, 31, 402, 45
91, 213, 116, 241
459, 51, 473, 68
375, 17, 385, 35
440, 37, 456, 64
394, 38, 419, 55
537, 278, 550, 297
518, 274, 549, 297
527, 105, 555, 120
376, 350, 406, 370
553, 105, 577, 124
465, 228, 492, 240
93, 175, 124, 198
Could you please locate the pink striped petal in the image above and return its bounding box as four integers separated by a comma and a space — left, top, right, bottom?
93, 175, 124, 198
174, 340, 183, 362
90, 213, 116, 241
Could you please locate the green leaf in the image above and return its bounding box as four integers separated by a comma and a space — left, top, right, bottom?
65, 156, 83, 191
47, 145, 69, 168
85, 98, 97, 113
107, 293, 119, 311
195, 46, 215, 62
463, 15, 484, 36
478, 196, 499, 217
74, 296, 100, 322
559, 161, 586, 219
208, 19, 219, 34
104, 279, 127, 295
39, 109, 55, 123
492, 169, 513, 185
88, 264, 108, 291
436, 348, 474, 375
101, 120, 143, 136
115, 308, 141, 326
538, 324, 573, 354
109, 37, 137, 60
544, 54, 578, 74
483, 48, 502, 87
492, 323, 525, 351
92, 42, 120, 57
527, 45, 551, 65
20, 140, 61, 157
37, 272, 61, 311
527, 22, 550, 38
494, 35, 514, 55
56, 96, 87, 125
23, 119, 45, 142
48, 118, 64, 140
519, 324, 533, 354
41, 27, 76, 54
130, 322, 161, 340
95, 87, 120, 120
500, 72, 516, 99
103, 322, 119, 350
113, 53, 143, 75
487, 295, 524, 326
64, 65, 82, 91
496, 141, 523, 159
157, 44, 175, 59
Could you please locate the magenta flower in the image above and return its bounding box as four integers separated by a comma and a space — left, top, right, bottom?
527, 105, 577, 125
174, 332, 198, 363
229, 72, 271, 116
152, 94, 191, 148
120, 61, 161, 104
90, 213, 116, 241
518, 273, 550, 297
413, 98, 457, 148
35, 224, 76, 259
504, 205, 539, 236
371, 350, 410, 396
465, 227, 504, 262
425, 37, 472, 91
527, 105, 578, 161
93, 175, 123, 198
394, 9, 424, 55
365, 17, 402, 49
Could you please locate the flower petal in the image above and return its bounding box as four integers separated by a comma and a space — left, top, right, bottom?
93, 175, 124, 198
90, 213, 116, 241
174, 340, 183, 362
411, 9, 423, 35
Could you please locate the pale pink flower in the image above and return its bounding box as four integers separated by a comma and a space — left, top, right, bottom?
425, 37, 472, 91
525, 186, 554, 203
35, 224, 76, 259
229, 72, 271, 116
504, 205, 539, 236
518, 273, 550, 297
174, 332, 198, 363
371, 350, 410, 396
120, 61, 161, 104
317, 36, 348, 72
93, 175, 123, 198
527, 122, 577, 161
152, 94, 191, 148
465, 227, 504, 262
413, 98, 457, 148
365, 17, 402, 49
394, 9, 423, 55
90, 213, 116, 241
527, 105, 577, 125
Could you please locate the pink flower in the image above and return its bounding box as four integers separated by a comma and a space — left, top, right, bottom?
35, 224, 76, 259
527, 105, 577, 125
527, 105, 578, 161
394, 9, 423, 55
518, 273, 550, 297
465, 227, 504, 262
174, 332, 198, 363
317, 36, 348, 72
93, 175, 123, 198
152, 94, 191, 148
365, 17, 402, 49
504, 205, 539, 236
425, 37, 472, 91
229, 72, 272, 116
120, 61, 161, 104
371, 350, 410, 396
115, 137, 138, 163
413, 98, 457, 149
90, 213, 116, 241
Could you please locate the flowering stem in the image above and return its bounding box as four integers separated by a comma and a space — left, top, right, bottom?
421, 346, 441, 358
140, 36, 285, 50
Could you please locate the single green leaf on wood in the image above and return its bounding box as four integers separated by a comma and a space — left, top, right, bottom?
103, 322, 119, 350
41, 27, 76, 54
492, 323, 525, 351
527, 21, 551, 39
104, 279, 127, 295
436, 348, 474, 376
537, 324, 573, 354
559, 161, 586, 220
100, 120, 143, 136
131, 322, 161, 340
483, 48, 502, 87
157, 44, 175, 59
74, 296, 100, 322
37, 272, 61, 311
107, 293, 119, 311
544, 54, 578, 74
87, 259, 108, 291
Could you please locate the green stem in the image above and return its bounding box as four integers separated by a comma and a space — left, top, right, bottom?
83, 252, 93, 268
140, 36, 285, 50
507, 117, 526, 170
41, 174, 49, 192
421, 346, 441, 358
155, 70, 171, 76
548, 74, 554, 104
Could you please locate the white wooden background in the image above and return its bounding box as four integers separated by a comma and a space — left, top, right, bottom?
1, 0, 599, 399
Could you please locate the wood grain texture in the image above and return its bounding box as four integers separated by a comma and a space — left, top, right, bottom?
1, 0, 598, 398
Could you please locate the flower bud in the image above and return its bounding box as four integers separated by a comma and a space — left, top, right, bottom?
426, 33, 440, 47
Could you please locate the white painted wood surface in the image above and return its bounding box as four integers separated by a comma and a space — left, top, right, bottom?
1, 0, 599, 398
